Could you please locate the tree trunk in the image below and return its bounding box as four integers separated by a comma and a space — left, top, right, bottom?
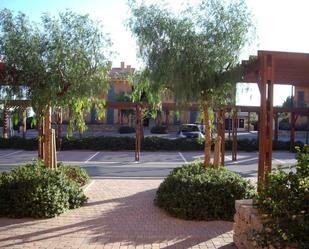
42, 106, 57, 169
135, 105, 141, 161
213, 136, 221, 169
43, 106, 52, 168
38, 116, 44, 159
22, 109, 27, 139
203, 102, 211, 167
57, 109, 63, 150
3, 106, 9, 139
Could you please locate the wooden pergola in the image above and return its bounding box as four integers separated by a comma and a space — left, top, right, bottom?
243, 50, 309, 188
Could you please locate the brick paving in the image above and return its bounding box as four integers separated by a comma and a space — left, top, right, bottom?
0, 179, 236, 249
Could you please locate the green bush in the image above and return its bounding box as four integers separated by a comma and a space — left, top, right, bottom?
58, 162, 90, 187
254, 146, 309, 249
0, 161, 88, 218
150, 125, 167, 134
155, 161, 255, 221
0, 136, 303, 152
118, 126, 136, 134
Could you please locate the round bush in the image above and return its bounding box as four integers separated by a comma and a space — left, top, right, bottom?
118, 125, 136, 134
0, 161, 87, 218
155, 161, 255, 221
58, 163, 90, 187
150, 125, 167, 134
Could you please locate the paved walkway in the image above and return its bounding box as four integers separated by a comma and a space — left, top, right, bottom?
0, 179, 235, 249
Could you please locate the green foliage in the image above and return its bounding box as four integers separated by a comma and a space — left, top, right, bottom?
0, 161, 88, 218
155, 161, 255, 220
57, 162, 90, 187
0, 136, 304, 152
0, 9, 112, 134
128, 70, 164, 121
254, 146, 309, 249
150, 125, 167, 134
118, 125, 136, 134
128, 0, 253, 106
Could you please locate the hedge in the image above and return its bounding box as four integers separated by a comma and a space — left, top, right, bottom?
150, 125, 167, 134
0, 136, 304, 151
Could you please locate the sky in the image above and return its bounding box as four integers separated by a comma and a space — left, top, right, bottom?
1, 0, 309, 106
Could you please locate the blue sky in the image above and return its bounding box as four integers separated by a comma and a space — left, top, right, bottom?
1, 0, 309, 105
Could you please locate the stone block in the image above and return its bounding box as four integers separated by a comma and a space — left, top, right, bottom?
235, 199, 253, 211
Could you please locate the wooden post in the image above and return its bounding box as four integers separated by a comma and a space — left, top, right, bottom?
258, 53, 274, 190
258, 56, 267, 189
22, 109, 27, 139
232, 112, 237, 161
213, 136, 221, 169
50, 129, 57, 169
228, 113, 231, 141
265, 77, 274, 175
290, 86, 295, 151
290, 112, 295, 151
217, 110, 225, 166
3, 106, 9, 139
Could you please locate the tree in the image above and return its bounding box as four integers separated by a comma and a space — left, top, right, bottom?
128, 70, 163, 161
128, 0, 253, 166
0, 9, 112, 167
282, 96, 294, 108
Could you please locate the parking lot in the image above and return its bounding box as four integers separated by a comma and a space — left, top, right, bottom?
0, 149, 297, 179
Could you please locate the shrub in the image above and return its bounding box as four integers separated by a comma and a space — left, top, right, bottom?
150, 125, 167, 134
118, 126, 135, 134
0, 161, 88, 218
57, 162, 90, 187
254, 146, 309, 249
155, 161, 255, 221
0, 136, 304, 152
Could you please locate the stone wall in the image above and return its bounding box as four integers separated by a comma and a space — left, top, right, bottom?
233, 199, 263, 249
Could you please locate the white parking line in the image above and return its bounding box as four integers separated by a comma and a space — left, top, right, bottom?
84, 152, 100, 163
272, 157, 285, 164
0, 150, 23, 158
178, 152, 188, 164
225, 156, 237, 164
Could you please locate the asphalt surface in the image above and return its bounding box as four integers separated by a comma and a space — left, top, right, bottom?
0, 149, 297, 179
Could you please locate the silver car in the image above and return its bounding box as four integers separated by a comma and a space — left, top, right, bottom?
177, 124, 205, 139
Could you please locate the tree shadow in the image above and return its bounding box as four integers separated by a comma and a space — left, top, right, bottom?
0, 187, 234, 248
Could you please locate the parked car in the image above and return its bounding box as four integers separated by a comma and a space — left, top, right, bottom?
177, 124, 205, 139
